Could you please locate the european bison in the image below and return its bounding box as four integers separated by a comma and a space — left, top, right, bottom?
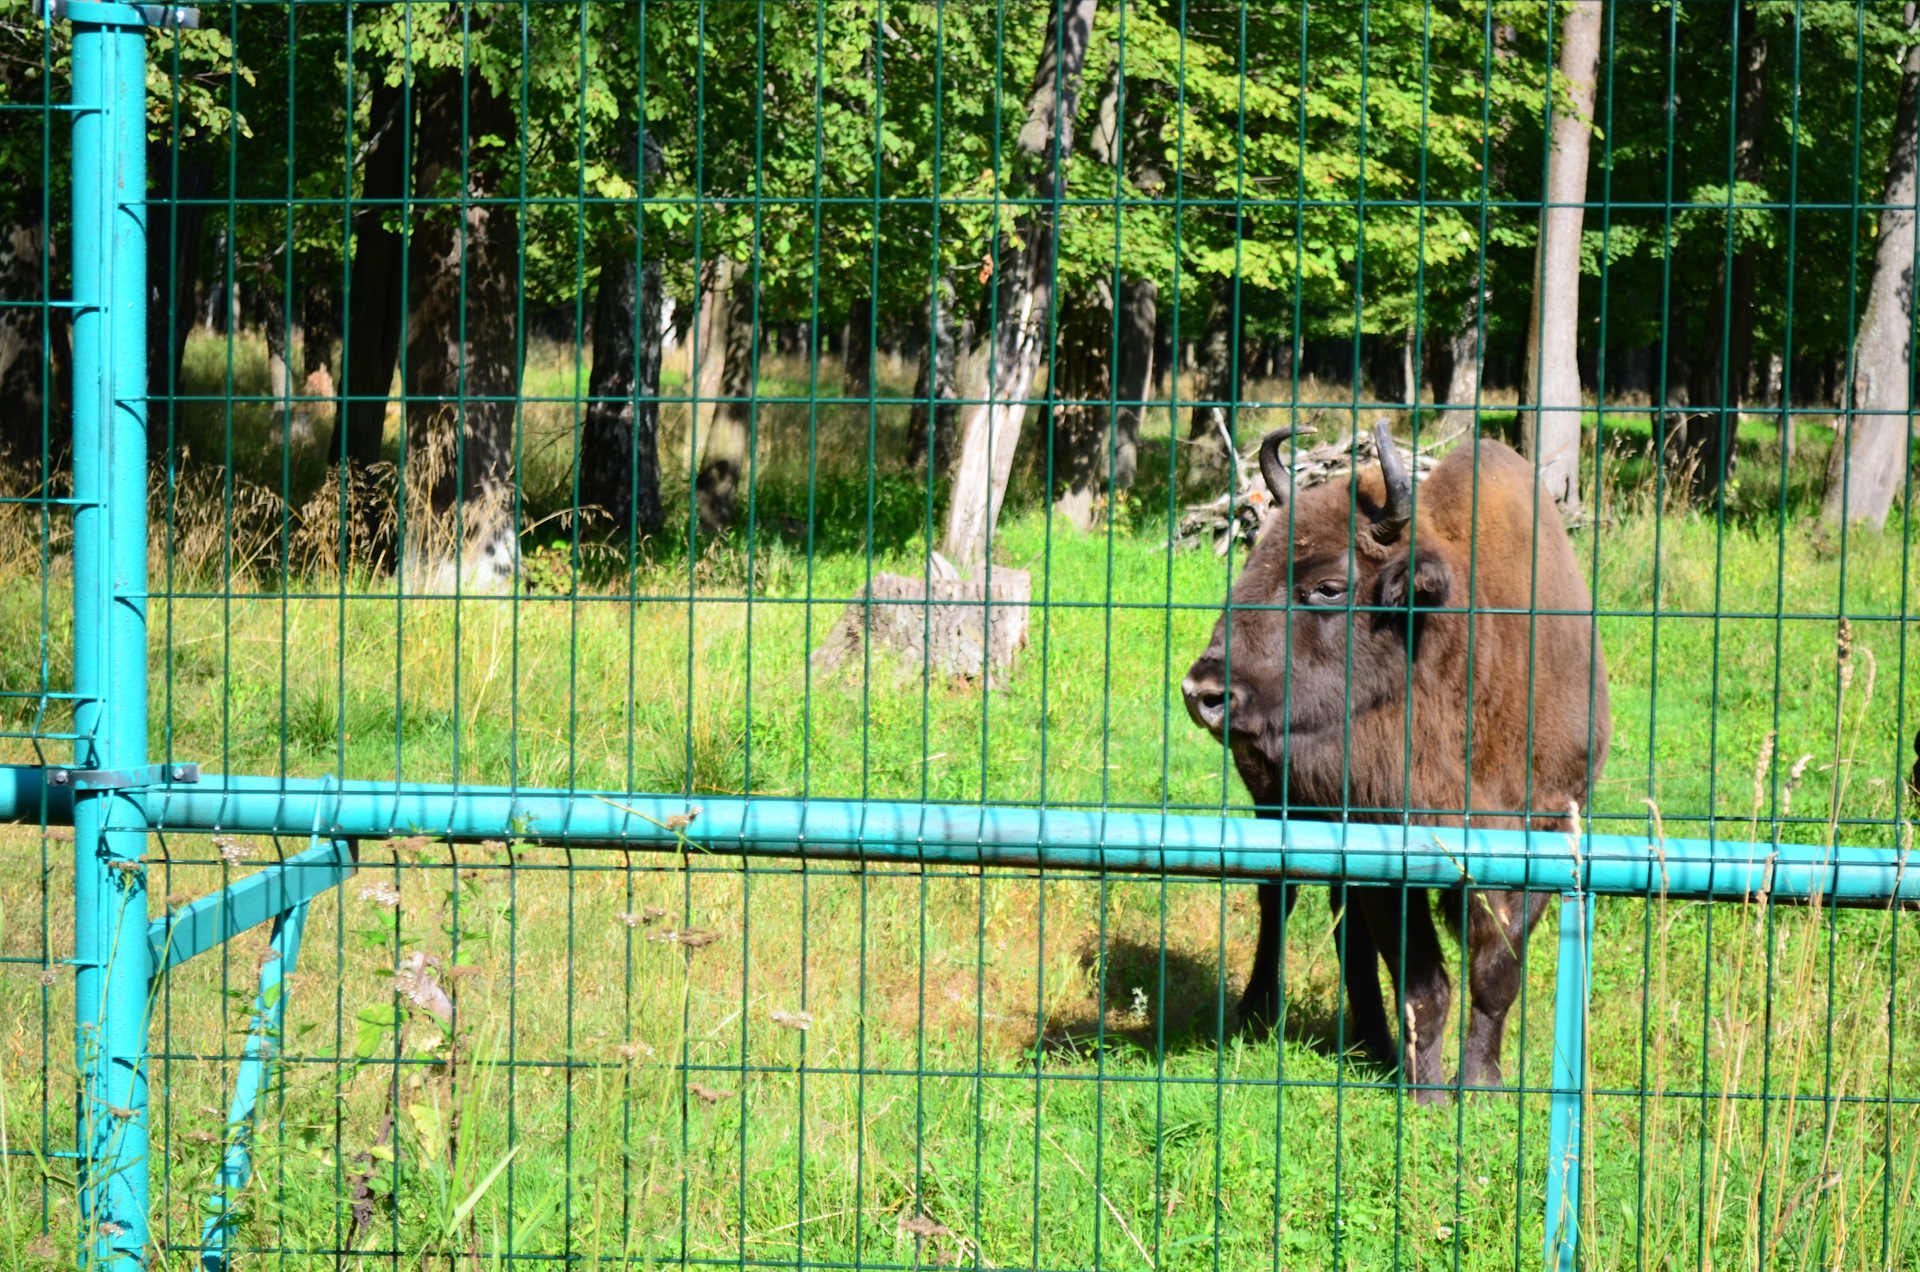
1181, 421, 1609, 1103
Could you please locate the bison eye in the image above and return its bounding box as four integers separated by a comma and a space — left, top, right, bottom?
1303, 580, 1348, 606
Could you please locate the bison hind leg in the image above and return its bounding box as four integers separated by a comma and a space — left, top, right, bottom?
1459, 888, 1552, 1089
1236, 886, 1395, 1077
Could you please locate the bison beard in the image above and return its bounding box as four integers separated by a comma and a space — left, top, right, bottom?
1182, 422, 1609, 1104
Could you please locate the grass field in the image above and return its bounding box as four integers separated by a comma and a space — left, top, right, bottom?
3, 334, 1920, 1269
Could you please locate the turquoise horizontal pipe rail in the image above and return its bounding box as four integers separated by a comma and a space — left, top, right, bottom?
1, 766, 1910, 906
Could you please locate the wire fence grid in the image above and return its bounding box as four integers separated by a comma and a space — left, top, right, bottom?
2, 1, 1920, 1269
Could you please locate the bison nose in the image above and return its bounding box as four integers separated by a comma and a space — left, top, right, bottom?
1181, 673, 1240, 734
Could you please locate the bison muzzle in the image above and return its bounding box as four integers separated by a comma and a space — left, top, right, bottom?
1182, 421, 1609, 1104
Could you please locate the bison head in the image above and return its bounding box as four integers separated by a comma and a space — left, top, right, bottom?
1181, 420, 1454, 810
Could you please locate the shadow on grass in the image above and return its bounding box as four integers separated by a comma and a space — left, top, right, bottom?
1033, 931, 1392, 1082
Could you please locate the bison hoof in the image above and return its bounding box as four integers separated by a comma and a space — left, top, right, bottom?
1460, 1068, 1506, 1094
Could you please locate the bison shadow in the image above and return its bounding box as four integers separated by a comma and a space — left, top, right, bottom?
1031, 932, 1395, 1077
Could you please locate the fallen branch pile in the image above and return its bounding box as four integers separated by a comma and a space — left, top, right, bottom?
1172, 420, 1456, 555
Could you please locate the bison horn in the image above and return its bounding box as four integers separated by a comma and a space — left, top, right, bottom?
1372, 418, 1413, 542
1257, 428, 1306, 510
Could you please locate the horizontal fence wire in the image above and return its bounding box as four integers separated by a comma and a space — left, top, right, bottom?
3, 1, 1920, 1269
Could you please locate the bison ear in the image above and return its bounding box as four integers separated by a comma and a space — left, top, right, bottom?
1375, 548, 1451, 616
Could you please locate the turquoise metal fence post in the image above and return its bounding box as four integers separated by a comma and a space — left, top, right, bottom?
1543, 890, 1594, 1270
69, 4, 152, 1265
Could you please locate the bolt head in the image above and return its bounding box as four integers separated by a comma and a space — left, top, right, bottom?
171, 766, 185, 781
51, 770, 68, 785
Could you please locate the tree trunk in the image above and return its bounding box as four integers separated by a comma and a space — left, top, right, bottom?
941, 0, 1098, 565
403, 69, 523, 570
331, 74, 410, 473
1681, 4, 1768, 500
1183, 274, 1239, 493
686, 257, 726, 469
1824, 6, 1920, 527
1769, 351, 1793, 462
146, 143, 212, 459
1088, 66, 1162, 495
843, 296, 873, 401
1522, 0, 1602, 513
1112, 274, 1156, 491
302, 282, 339, 383
906, 278, 961, 477
0, 187, 68, 475
694, 256, 755, 536
1398, 328, 1423, 424
257, 275, 291, 430
1441, 288, 1484, 433
582, 131, 666, 543
1051, 281, 1113, 530
581, 244, 666, 540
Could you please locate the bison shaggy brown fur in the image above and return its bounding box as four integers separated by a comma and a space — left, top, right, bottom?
1181, 422, 1609, 1103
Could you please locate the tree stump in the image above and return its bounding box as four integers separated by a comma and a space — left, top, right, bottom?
813, 554, 1030, 685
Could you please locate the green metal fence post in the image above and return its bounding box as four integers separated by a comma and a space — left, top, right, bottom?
1544, 889, 1594, 1271
64, 2, 188, 1264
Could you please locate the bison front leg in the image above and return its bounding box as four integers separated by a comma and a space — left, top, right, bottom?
1239, 887, 1395, 1072
1459, 888, 1551, 1089
1238, 884, 1294, 1035
1328, 887, 1396, 1072
1353, 886, 1451, 1106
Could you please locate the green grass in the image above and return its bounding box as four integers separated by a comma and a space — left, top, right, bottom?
3, 335, 1920, 1269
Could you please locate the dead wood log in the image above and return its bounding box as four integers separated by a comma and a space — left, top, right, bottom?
813, 553, 1030, 685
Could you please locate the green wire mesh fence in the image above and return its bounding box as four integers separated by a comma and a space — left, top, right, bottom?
4, 0, 1920, 1268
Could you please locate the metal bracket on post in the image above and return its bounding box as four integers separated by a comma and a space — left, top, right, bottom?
33, 0, 199, 28
48, 761, 199, 790
1544, 889, 1595, 1271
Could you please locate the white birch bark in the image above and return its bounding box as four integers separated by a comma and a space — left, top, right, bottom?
942, 0, 1098, 566
1522, 0, 1603, 513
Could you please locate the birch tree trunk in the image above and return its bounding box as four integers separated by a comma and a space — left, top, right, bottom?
1522, 0, 1602, 513
942, 0, 1098, 566
1823, 5, 1920, 528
